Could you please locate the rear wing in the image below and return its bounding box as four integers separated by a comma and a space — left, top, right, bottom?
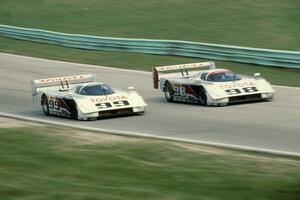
31, 74, 96, 97
152, 61, 215, 89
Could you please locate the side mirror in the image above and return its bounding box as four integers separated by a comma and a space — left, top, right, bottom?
128, 86, 134, 90
254, 73, 261, 78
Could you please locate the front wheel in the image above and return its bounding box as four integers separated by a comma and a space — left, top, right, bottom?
136, 111, 145, 116
70, 100, 78, 120
265, 94, 274, 102
41, 94, 50, 115
198, 87, 207, 105
164, 82, 174, 102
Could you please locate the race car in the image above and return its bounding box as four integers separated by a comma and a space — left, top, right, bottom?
153, 61, 275, 106
31, 74, 147, 120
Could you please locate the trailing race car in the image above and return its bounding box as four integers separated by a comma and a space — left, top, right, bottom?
153, 62, 275, 106
31, 74, 147, 120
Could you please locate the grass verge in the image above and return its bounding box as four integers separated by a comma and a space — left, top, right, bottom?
0, 124, 299, 200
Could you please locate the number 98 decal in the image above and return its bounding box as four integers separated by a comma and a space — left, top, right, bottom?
173, 85, 186, 96
243, 87, 258, 93
225, 87, 258, 95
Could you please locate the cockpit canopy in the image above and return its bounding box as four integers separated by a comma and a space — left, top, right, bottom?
76, 84, 115, 96
200, 70, 241, 82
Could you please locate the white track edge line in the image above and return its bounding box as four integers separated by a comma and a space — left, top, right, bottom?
1, 112, 299, 158
273, 85, 300, 89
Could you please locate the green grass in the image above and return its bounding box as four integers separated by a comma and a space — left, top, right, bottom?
1, 0, 300, 50
0, 126, 300, 200
0, 0, 300, 86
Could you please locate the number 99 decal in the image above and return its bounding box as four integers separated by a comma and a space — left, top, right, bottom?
49, 99, 60, 111
95, 101, 130, 109
113, 100, 130, 107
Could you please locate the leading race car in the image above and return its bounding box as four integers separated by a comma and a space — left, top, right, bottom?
31, 74, 147, 120
153, 61, 275, 106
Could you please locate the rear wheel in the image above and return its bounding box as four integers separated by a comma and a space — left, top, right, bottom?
164, 82, 174, 102
198, 87, 207, 105
41, 94, 50, 115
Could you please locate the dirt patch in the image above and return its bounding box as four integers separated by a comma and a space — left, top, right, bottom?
0, 117, 139, 146
173, 142, 228, 155
1, 117, 299, 166
174, 142, 300, 167
54, 129, 138, 146
0, 117, 45, 128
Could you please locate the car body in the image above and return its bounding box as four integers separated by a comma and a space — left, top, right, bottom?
31, 74, 147, 120
153, 62, 275, 106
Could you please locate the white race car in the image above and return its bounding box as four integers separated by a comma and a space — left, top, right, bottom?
31, 74, 147, 120
153, 62, 275, 106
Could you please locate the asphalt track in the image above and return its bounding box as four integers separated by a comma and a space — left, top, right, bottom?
0, 53, 300, 154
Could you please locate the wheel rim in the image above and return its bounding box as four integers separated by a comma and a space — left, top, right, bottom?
42, 98, 48, 114
42, 104, 47, 112
165, 89, 171, 100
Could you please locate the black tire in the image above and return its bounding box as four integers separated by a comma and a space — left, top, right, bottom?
87, 117, 98, 121
69, 100, 78, 120
137, 111, 145, 116
41, 94, 50, 115
198, 87, 207, 105
265, 95, 274, 102
164, 82, 174, 102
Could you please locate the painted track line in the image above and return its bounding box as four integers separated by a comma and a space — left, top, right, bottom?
1, 112, 299, 158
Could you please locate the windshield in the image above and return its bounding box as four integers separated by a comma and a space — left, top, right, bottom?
80, 84, 115, 96
206, 71, 241, 82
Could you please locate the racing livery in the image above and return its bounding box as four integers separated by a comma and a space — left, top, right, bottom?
153, 62, 275, 106
31, 74, 147, 120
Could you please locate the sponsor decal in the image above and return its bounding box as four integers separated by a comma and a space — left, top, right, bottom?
157, 63, 209, 71
36, 75, 86, 84
218, 81, 256, 90
90, 96, 128, 103
158, 64, 195, 71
